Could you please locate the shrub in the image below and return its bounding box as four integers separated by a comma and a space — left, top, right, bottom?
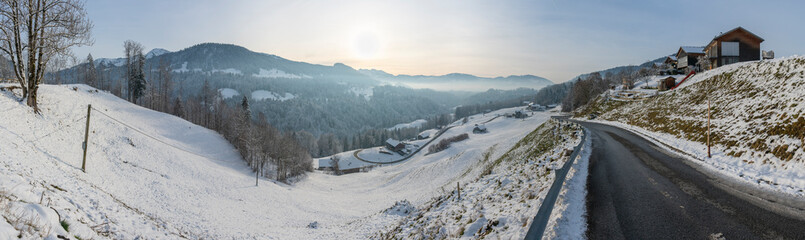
428, 133, 469, 154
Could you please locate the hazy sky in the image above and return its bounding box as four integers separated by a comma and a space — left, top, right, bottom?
73, 0, 805, 83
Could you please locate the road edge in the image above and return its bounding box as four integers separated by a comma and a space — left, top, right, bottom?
569, 118, 805, 221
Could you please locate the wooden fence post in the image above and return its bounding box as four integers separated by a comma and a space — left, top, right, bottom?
457, 182, 461, 200
81, 104, 91, 172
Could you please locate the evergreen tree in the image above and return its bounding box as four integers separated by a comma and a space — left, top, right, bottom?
84, 54, 97, 87
173, 97, 184, 118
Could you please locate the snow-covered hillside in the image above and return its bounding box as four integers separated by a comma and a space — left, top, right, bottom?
0, 85, 569, 239
378, 120, 586, 239
575, 56, 805, 197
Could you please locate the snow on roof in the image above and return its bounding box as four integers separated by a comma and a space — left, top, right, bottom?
475, 124, 487, 131
713, 26, 764, 42
385, 138, 401, 146
680, 46, 705, 54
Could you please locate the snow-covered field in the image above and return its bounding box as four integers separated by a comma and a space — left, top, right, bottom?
0, 85, 563, 239
251, 90, 296, 101
210, 68, 243, 75
388, 119, 427, 130
349, 87, 373, 100
218, 88, 240, 99
252, 68, 310, 79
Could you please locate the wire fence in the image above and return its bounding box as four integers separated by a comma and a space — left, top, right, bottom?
0, 115, 87, 143
89, 107, 233, 164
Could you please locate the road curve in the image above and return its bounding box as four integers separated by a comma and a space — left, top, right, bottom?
352, 115, 503, 165
575, 120, 805, 240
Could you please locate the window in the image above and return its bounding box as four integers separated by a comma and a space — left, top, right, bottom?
721, 42, 739, 56
722, 57, 739, 65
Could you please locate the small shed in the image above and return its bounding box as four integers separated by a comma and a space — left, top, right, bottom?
417, 131, 431, 140
658, 77, 676, 91
515, 110, 527, 118
473, 124, 488, 134
385, 138, 405, 152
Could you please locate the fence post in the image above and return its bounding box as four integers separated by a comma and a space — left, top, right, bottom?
457, 182, 461, 200
81, 104, 92, 172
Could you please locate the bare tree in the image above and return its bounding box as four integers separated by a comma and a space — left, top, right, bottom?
697, 55, 711, 72
157, 57, 172, 111
0, 0, 92, 113
329, 155, 341, 175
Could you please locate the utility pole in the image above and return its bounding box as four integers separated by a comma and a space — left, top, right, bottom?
81, 104, 92, 172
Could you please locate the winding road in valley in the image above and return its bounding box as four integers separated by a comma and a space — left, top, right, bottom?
569, 119, 805, 239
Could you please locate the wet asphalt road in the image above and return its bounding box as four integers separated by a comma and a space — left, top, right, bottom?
575, 121, 805, 240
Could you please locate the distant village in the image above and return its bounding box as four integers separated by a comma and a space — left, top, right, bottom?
608, 26, 771, 101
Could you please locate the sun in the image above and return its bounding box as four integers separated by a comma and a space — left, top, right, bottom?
350, 27, 382, 60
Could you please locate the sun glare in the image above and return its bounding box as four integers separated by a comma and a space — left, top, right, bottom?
350, 27, 382, 60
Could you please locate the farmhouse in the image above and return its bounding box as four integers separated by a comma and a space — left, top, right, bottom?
676, 46, 705, 72
473, 124, 488, 134
417, 131, 430, 140
704, 27, 764, 69
385, 138, 405, 153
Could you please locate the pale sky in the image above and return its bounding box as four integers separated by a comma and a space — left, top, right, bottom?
73, 0, 805, 83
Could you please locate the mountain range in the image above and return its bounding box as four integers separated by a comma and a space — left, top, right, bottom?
91, 43, 553, 92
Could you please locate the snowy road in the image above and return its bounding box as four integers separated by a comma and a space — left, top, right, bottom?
573, 120, 805, 239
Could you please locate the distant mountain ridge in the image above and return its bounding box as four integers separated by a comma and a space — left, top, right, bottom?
567, 55, 669, 82
88, 43, 551, 92
359, 68, 553, 91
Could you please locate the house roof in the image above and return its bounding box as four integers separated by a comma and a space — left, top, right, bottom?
385, 138, 401, 147
713, 26, 764, 42
475, 125, 487, 131
680, 46, 705, 54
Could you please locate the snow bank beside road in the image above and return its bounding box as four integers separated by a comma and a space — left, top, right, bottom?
543, 128, 591, 239
378, 119, 584, 239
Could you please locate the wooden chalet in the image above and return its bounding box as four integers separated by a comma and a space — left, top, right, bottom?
663, 56, 677, 69
676, 46, 705, 71
385, 138, 405, 153
704, 27, 764, 69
